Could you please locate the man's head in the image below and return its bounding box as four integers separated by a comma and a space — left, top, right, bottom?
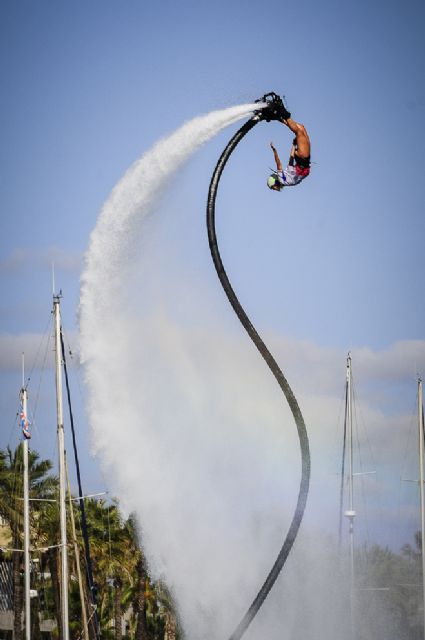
267, 173, 284, 191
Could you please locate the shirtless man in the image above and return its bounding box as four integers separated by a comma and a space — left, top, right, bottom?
267, 118, 311, 191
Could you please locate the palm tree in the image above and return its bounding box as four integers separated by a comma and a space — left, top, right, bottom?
38, 496, 89, 640
123, 516, 181, 640
82, 498, 135, 638
355, 539, 423, 640
36, 499, 64, 638
124, 516, 149, 640
0, 445, 57, 640
155, 582, 180, 640
48, 494, 180, 640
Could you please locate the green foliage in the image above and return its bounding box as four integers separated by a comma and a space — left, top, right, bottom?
0, 445, 180, 639
354, 540, 422, 640
4, 443, 422, 640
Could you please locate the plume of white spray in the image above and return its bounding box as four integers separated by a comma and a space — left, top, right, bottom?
79, 103, 354, 640
79, 103, 285, 639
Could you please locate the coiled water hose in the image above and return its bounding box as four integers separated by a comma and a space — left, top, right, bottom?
206, 115, 311, 640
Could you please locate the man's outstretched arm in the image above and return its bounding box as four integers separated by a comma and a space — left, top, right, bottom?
270, 142, 283, 172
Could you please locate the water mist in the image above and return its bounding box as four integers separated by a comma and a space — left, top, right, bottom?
79, 104, 352, 640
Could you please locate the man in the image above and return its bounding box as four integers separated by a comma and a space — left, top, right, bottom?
267, 117, 311, 191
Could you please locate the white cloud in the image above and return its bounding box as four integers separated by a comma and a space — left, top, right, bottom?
267, 334, 425, 393
0, 246, 82, 274
351, 341, 425, 381
0, 330, 79, 371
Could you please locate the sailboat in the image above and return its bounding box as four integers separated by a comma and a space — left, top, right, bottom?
338, 353, 376, 640
338, 353, 357, 639
338, 359, 425, 640
17, 291, 97, 640
16, 294, 69, 639
53, 291, 70, 640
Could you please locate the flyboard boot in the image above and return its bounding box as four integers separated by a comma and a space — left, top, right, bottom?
254, 92, 291, 122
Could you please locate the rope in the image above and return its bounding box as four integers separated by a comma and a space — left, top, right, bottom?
206, 115, 311, 640
60, 329, 101, 640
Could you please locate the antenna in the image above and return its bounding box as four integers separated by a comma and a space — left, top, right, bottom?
52, 262, 56, 296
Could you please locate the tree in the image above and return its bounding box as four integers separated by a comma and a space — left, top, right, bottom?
37, 501, 64, 639
355, 538, 422, 640
82, 499, 135, 639
0, 449, 179, 640
155, 583, 179, 640
124, 517, 149, 640
0, 445, 57, 640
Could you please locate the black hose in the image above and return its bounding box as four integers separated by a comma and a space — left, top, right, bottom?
206, 115, 311, 640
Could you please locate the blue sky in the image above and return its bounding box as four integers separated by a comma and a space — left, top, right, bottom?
1, 0, 425, 572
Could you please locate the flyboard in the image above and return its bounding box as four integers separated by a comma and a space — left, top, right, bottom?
206, 92, 311, 640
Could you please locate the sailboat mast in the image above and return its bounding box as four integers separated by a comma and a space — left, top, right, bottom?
53, 294, 69, 640
344, 355, 356, 578
21, 354, 31, 640
418, 377, 425, 640
344, 354, 356, 638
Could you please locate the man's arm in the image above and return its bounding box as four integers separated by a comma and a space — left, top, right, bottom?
270, 142, 283, 172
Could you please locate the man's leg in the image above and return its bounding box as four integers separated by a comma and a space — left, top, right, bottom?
282, 119, 310, 159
